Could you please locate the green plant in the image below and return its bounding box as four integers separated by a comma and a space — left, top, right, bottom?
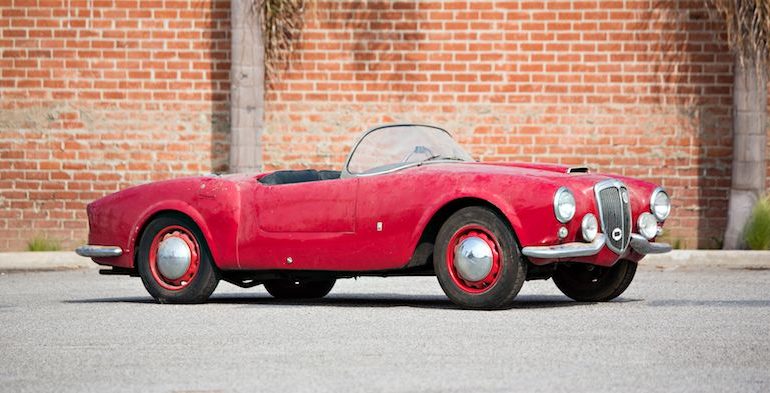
744, 196, 770, 250
671, 238, 684, 250
707, 0, 770, 249
656, 232, 684, 249
26, 236, 61, 252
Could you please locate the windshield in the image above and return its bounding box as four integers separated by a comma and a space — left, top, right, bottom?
345, 124, 474, 175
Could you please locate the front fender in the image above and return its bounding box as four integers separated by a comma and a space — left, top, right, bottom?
410, 191, 523, 252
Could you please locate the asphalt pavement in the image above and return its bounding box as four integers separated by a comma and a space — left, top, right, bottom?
0, 266, 768, 392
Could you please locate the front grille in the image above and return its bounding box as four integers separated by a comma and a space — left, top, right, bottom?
595, 181, 631, 253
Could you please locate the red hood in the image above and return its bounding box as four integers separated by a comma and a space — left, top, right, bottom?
484, 161, 585, 174
419, 161, 659, 206
474, 162, 655, 191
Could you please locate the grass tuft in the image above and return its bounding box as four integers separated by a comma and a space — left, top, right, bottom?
656, 232, 685, 249
744, 196, 770, 250
26, 236, 61, 252
671, 238, 684, 250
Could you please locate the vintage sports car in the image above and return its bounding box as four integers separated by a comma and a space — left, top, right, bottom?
77, 124, 672, 309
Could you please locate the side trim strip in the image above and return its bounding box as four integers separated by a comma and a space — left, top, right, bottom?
75, 245, 123, 258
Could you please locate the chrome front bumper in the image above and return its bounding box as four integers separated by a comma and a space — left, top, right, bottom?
75, 245, 123, 258
628, 234, 673, 254
521, 233, 671, 259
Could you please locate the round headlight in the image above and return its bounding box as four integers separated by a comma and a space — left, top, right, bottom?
553, 187, 576, 223
638, 212, 658, 240
651, 188, 670, 221
581, 213, 598, 242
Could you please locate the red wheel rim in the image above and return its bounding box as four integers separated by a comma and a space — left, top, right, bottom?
148, 225, 200, 291
445, 224, 502, 294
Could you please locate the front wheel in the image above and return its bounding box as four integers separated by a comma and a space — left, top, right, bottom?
552, 260, 637, 302
434, 206, 526, 309
137, 215, 219, 304
264, 279, 336, 299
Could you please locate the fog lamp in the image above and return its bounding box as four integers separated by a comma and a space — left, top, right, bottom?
638, 212, 658, 240
581, 214, 598, 242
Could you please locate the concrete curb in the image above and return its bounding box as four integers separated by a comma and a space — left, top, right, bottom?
0, 251, 95, 272
641, 250, 770, 270
1, 250, 770, 273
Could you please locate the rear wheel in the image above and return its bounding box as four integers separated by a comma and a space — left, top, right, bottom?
552, 260, 637, 302
137, 215, 219, 304
434, 206, 526, 309
264, 278, 336, 299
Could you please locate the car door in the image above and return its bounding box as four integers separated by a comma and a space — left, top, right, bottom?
241, 177, 359, 270
258, 178, 357, 233
353, 169, 438, 270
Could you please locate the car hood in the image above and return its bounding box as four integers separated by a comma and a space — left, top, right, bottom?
486, 161, 588, 174
418, 161, 658, 201
422, 161, 610, 184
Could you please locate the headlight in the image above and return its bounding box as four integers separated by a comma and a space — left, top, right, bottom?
650, 188, 670, 221
553, 187, 576, 223
638, 212, 658, 240
581, 213, 598, 242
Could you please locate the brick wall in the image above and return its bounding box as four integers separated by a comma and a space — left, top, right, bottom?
263, 0, 770, 249
0, 0, 230, 250
1, 0, 768, 251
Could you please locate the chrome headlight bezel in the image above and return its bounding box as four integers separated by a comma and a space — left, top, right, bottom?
581, 213, 598, 242
650, 187, 670, 221
553, 187, 576, 223
638, 212, 658, 240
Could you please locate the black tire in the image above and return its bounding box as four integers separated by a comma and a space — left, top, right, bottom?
137, 215, 219, 304
552, 260, 637, 302
264, 278, 336, 299
434, 206, 526, 309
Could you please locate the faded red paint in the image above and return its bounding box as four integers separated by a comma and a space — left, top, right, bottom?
86, 161, 663, 273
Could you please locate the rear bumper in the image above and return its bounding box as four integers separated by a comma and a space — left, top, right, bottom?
75, 245, 123, 258
521, 233, 671, 259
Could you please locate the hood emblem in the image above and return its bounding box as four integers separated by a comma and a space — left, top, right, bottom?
611, 228, 623, 241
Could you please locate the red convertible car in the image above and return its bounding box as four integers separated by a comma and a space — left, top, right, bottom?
77, 124, 671, 309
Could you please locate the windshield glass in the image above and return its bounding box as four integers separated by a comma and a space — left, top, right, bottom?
346, 125, 474, 175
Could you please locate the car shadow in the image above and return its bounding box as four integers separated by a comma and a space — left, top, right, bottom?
64, 294, 642, 310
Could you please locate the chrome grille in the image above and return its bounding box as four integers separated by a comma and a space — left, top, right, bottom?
595, 180, 631, 253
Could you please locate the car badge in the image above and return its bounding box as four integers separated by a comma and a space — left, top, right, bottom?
611, 228, 623, 241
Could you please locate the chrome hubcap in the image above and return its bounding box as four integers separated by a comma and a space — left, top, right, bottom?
454, 236, 494, 282
156, 237, 192, 280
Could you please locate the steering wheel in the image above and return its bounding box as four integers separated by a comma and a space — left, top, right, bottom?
401, 145, 434, 163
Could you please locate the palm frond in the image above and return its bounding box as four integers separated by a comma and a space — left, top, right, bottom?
708, 0, 770, 67
253, 0, 309, 81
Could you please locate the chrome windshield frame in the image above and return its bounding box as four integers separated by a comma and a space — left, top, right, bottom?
341, 123, 464, 178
